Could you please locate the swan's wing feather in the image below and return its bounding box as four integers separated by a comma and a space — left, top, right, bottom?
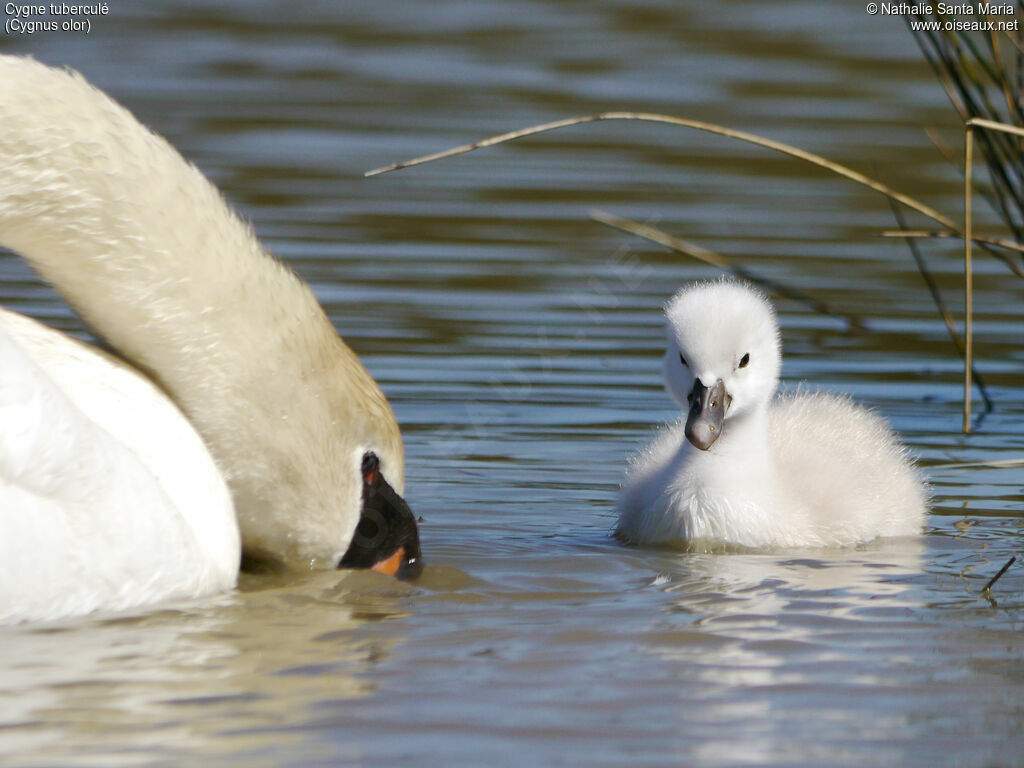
0, 311, 238, 623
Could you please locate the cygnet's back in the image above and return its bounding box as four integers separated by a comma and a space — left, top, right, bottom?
769, 391, 927, 547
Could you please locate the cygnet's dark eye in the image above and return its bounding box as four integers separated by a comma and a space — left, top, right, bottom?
738, 353, 750, 369
679, 352, 688, 368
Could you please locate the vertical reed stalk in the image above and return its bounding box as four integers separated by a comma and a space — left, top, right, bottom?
964, 125, 974, 433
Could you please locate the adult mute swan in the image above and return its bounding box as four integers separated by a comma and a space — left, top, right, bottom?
0, 56, 421, 621
615, 280, 927, 548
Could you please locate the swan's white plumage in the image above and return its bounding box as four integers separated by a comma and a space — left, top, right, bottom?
0, 55, 405, 584
616, 280, 927, 549
0, 309, 239, 624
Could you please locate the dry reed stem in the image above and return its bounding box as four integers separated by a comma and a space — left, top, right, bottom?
906, 18, 1024, 436
936, 457, 1024, 469
881, 229, 1024, 260
590, 209, 862, 328
989, 29, 1017, 121
885, 198, 994, 416
918, 126, 1024, 277
914, 25, 1024, 239
589, 210, 731, 271
925, 126, 957, 165
964, 125, 974, 434
1001, 29, 1024, 57
366, 112, 956, 228
982, 556, 1016, 593
968, 115, 1024, 138
959, 116, 1024, 434
368, 111, 1013, 433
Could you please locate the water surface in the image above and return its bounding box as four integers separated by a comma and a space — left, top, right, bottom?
1, 2, 1022, 766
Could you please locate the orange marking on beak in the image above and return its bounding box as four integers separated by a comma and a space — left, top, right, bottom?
371, 546, 406, 577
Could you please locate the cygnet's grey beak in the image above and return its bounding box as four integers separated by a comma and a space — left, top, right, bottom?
684, 378, 729, 451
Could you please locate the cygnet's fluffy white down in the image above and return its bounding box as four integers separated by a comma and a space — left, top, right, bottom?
615, 280, 927, 549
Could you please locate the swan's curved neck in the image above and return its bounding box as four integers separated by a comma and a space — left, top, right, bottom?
0, 58, 402, 564
1, 67, 328, 388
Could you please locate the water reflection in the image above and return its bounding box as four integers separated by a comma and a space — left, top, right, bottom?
650, 541, 922, 648
641, 542, 936, 764
0, 571, 411, 765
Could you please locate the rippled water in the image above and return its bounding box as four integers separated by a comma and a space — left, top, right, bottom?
2, 1, 1023, 766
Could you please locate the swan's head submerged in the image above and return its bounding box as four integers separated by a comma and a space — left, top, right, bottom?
230, 337, 420, 578
662, 280, 781, 450
339, 451, 423, 580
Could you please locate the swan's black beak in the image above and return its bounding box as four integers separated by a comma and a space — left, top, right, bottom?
684, 378, 729, 451
339, 452, 423, 580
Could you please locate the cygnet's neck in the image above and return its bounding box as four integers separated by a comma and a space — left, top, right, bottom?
711, 404, 771, 458
690, 402, 775, 493
0, 58, 402, 564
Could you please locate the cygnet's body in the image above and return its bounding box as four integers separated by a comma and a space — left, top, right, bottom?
0, 56, 421, 622
615, 280, 926, 548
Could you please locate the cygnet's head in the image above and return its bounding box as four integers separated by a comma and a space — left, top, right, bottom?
662, 280, 781, 450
